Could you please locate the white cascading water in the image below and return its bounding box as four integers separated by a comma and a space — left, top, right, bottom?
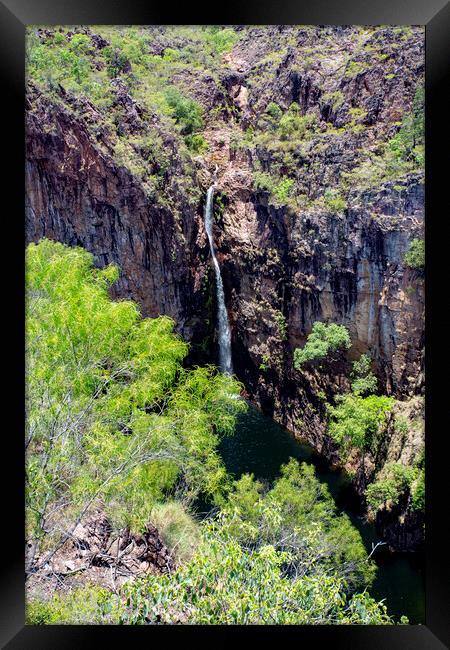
204, 185, 233, 375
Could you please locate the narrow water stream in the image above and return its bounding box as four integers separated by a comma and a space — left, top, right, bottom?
218, 403, 425, 624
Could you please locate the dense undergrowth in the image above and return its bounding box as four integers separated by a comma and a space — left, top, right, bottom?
26, 240, 402, 625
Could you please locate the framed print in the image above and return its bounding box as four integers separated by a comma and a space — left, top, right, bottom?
1, 0, 449, 646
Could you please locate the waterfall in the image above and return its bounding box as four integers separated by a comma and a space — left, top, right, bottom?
204, 185, 233, 375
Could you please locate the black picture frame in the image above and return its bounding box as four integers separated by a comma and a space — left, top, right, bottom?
1, 0, 449, 647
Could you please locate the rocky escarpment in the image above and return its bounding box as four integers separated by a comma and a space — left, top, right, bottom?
25, 25, 425, 549
26, 83, 215, 363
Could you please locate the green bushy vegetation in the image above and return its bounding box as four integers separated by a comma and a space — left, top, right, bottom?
26, 239, 244, 570
342, 85, 424, 190
27, 523, 394, 625
221, 460, 376, 591
26, 240, 400, 625
254, 171, 295, 206
351, 354, 378, 396
403, 238, 425, 269
294, 322, 351, 369
27, 453, 395, 625
366, 450, 425, 514
327, 394, 394, 459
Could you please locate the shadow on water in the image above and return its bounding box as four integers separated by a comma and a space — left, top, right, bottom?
217, 403, 425, 624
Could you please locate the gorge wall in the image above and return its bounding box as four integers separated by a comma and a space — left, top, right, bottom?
26, 25, 425, 549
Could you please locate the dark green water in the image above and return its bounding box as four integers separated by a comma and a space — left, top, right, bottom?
218, 404, 425, 624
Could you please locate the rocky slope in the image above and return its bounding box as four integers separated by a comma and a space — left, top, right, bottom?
25, 25, 425, 549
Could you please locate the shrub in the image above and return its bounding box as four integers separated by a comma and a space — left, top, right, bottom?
204, 27, 238, 55
323, 188, 347, 213
184, 133, 208, 153
150, 501, 201, 563
327, 394, 394, 458
403, 238, 425, 269
294, 322, 351, 368
351, 354, 378, 396
165, 87, 204, 135
388, 87, 424, 166
221, 460, 376, 592
366, 463, 416, 511
265, 101, 283, 120
279, 105, 318, 140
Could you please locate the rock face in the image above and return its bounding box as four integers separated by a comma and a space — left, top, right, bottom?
25, 25, 425, 549
26, 83, 213, 363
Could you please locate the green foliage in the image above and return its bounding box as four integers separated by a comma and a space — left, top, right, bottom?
411, 467, 425, 512
221, 460, 376, 592
341, 85, 424, 191
351, 354, 378, 396
366, 463, 415, 511
184, 132, 208, 153
388, 87, 424, 166
259, 353, 270, 372
344, 60, 369, 77
26, 585, 112, 625
278, 104, 318, 140
367, 448, 425, 514
254, 172, 294, 206
323, 188, 347, 213
327, 394, 394, 458
150, 501, 201, 563
265, 101, 283, 120
165, 87, 204, 135
204, 27, 238, 55
29, 461, 392, 625
26, 240, 245, 565
294, 322, 351, 368
274, 310, 287, 340
321, 90, 345, 113
403, 238, 425, 269
28, 527, 394, 625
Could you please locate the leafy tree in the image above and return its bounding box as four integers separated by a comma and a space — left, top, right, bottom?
403, 238, 425, 270
294, 322, 351, 369
327, 394, 394, 459
351, 354, 378, 396
26, 239, 244, 573
221, 459, 376, 591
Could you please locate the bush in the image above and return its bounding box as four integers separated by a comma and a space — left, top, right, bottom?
366, 463, 416, 512
184, 133, 208, 153
294, 322, 351, 368
403, 238, 425, 269
351, 354, 378, 396
165, 88, 204, 135
254, 172, 294, 206
327, 394, 394, 458
221, 459, 376, 592
150, 502, 201, 563
323, 188, 347, 213
204, 27, 238, 55
265, 101, 283, 120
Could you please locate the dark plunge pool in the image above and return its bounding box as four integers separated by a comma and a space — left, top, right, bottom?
217, 403, 425, 624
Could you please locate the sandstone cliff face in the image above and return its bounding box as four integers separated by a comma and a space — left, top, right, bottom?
26, 83, 213, 362
25, 25, 425, 549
